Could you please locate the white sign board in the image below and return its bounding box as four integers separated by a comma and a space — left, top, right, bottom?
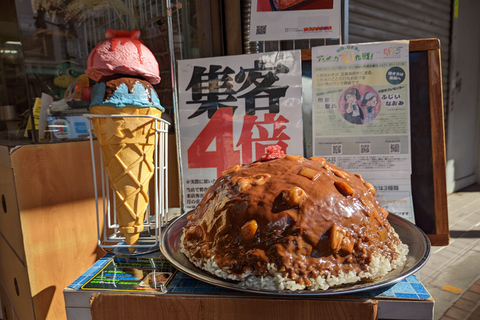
249, 0, 341, 41
178, 51, 304, 210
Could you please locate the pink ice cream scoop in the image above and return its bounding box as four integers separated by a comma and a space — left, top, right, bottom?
86, 29, 161, 84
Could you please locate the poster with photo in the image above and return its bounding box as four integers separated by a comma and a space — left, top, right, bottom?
311, 41, 415, 222
249, 0, 341, 41
178, 51, 304, 210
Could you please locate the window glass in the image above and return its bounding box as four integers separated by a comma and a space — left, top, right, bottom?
1, 0, 200, 144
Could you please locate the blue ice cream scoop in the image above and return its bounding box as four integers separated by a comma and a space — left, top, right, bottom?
89, 77, 164, 111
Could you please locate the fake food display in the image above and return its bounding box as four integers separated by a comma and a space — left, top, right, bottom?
181, 147, 408, 291
86, 29, 165, 251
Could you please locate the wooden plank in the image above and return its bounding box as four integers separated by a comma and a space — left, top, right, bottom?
194, 0, 211, 57
428, 233, 450, 246
302, 48, 312, 61
210, 0, 224, 57
409, 38, 440, 52
90, 294, 378, 320
224, 0, 243, 55
10, 141, 105, 320
427, 48, 449, 244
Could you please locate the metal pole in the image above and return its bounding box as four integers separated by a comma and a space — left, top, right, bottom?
166, 0, 186, 215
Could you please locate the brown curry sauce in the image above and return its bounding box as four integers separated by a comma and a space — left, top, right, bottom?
182, 156, 401, 285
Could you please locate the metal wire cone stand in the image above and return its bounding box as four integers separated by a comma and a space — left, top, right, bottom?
84, 113, 171, 255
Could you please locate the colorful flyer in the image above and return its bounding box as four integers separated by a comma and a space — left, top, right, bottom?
249, 0, 341, 41
311, 41, 415, 222
178, 51, 304, 210
81, 256, 176, 293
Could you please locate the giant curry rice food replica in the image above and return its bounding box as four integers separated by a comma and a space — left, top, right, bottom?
181, 146, 408, 291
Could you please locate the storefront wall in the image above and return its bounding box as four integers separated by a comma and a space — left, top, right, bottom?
445, 0, 480, 192
347, 0, 451, 111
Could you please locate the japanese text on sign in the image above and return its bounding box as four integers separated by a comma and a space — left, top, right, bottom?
178, 51, 303, 209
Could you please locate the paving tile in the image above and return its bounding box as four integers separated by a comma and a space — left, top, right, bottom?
456, 217, 480, 229
460, 291, 480, 303
450, 219, 479, 230
462, 200, 480, 212
444, 238, 480, 255
467, 304, 480, 320
447, 238, 470, 250
431, 251, 463, 265
420, 188, 480, 319
427, 287, 461, 320
419, 266, 439, 284
469, 282, 480, 294
458, 216, 480, 227
425, 255, 452, 268
439, 316, 457, 320
431, 258, 480, 291
444, 306, 470, 319
456, 200, 480, 212
453, 297, 477, 312
447, 207, 464, 217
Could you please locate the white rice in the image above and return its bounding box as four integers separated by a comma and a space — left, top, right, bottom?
180, 231, 409, 291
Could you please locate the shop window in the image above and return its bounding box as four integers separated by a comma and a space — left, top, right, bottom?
1, 0, 206, 144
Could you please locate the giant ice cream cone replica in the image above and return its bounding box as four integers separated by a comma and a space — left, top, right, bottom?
86, 30, 164, 252
90, 106, 162, 249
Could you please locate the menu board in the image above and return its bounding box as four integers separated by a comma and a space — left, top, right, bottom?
81, 256, 176, 293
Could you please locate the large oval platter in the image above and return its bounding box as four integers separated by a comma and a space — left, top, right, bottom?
160, 212, 430, 296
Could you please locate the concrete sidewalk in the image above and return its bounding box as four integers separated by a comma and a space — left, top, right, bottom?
418, 184, 480, 320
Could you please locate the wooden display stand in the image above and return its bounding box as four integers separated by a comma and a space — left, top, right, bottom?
64, 252, 434, 320
408, 39, 449, 246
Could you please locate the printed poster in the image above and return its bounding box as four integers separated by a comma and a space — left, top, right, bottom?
249, 0, 341, 41
81, 256, 175, 293
311, 41, 415, 222
178, 51, 304, 210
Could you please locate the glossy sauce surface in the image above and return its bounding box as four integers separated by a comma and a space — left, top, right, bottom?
183, 156, 402, 284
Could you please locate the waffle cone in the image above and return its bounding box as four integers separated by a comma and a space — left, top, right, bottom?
90, 106, 163, 251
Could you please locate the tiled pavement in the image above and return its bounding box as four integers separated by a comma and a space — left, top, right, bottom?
440, 277, 480, 320
418, 184, 480, 320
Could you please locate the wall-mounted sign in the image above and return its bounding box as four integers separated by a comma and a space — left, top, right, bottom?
249, 0, 341, 42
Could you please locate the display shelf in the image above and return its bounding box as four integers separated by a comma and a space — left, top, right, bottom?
65, 252, 434, 320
